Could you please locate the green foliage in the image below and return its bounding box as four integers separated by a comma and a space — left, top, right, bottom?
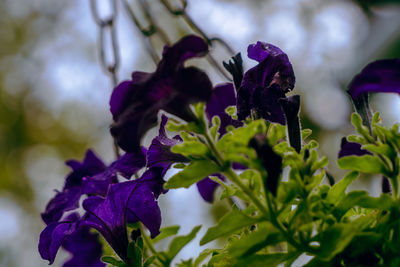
164, 160, 221, 189
200, 209, 263, 245
134, 107, 400, 266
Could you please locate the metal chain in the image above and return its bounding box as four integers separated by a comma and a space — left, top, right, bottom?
90, 0, 121, 157
121, 0, 170, 64
90, 0, 120, 87
159, 0, 235, 80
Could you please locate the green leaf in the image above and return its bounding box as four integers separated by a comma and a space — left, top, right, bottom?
164, 160, 221, 189
152, 225, 180, 243
351, 113, 372, 141
302, 129, 312, 140
210, 115, 221, 140
337, 155, 389, 175
326, 171, 359, 203
363, 143, 395, 158
200, 210, 263, 245
228, 223, 284, 258
171, 141, 209, 158
314, 224, 357, 261
194, 249, 215, 266
225, 105, 238, 119
166, 225, 201, 261
235, 252, 299, 266
216, 120, 266, 155
101, 256, 126, 267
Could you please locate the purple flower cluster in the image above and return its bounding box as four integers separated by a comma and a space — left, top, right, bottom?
39, 35, 300, 265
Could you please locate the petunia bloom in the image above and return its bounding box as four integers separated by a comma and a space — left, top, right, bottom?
205, 83, 242, 135
237, 42, 295, 124
110, 35, 213, 152
279, 95, 301, 153
348, 59, 400, 100
41, 150, 107, 225
347, 59, 400, 130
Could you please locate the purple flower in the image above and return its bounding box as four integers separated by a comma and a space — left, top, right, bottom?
110, 35, 213, 152
348, 59, 400, 100
196, 174, 225, 203
338, 137, 371, 158
347, 59, 400, 130
146, 114, 188, 173
205, 83, 242, 135
39, 213, 104, 267
41, 150, 107, 225
82, 170, 163, 262
237, 42, 295, 124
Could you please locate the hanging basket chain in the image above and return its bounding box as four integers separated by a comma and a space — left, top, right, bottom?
90, 0, 120, 87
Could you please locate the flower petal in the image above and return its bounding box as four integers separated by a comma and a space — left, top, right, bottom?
206, 83, 242, 135
348, 59, 400, 99
338, 137, 371, 158
196, 174, 225, 203
62, 228, 104, 267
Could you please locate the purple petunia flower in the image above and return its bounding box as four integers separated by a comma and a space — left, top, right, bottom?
110, 35, 213, 152
338, 137, 371, 158
237, 42, 295, 124
39, 147, 160, 265
205, 83, 242, 135
41, 150, 107, 225
348, 59, 400, 100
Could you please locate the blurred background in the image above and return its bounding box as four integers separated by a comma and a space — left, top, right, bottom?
1, 0, 400, 266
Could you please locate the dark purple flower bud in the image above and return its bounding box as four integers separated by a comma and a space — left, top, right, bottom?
196, 174, 225, 203
237, 42, 295, 123
338, 137, 371, 158
348, 59, 400, 131
279, 95, 301, 153
382, 176, 392, 194
249, 134, 282, 196
41, 150, 106, 225
110, 35, 213, 152
223, 53, 244, 90
205, 83, 243, 135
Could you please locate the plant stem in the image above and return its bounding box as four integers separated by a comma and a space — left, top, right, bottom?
139, 224, 168, 264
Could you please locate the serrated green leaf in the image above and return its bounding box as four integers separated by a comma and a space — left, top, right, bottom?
351, 113, 373, 142
165, 160, 221, 189
166, 225, 201, 261
228, 223, 284, 258
101, 256, 126, 267
326, 171, 359, 204
337, 155, 388, 175
152, 225, 180, 243
200, 210, 263, 245
314, 224, 357, 261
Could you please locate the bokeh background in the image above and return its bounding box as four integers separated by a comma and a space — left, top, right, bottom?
1, 0, 400, 266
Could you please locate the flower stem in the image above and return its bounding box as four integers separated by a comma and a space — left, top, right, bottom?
139, 224, 168, 265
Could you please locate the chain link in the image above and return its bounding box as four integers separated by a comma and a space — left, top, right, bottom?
90, 0, 121, 157
121, 0, 170, 64
159, 0, 234, 80
90, 0, 120, 87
